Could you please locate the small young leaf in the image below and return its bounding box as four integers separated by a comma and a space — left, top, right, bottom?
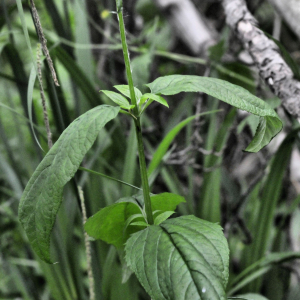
85, 193, 185, 247
125, 215, 229, 300
101, 90, 134, 110
154, 211, 174, 225
130, 221, 149, 227
18, 105, 119, 263
146, 75, 282, 152
140, 93, 169, 107
124, 213, 146, 231
84, 197, 143, 248
114, 85, 143, 102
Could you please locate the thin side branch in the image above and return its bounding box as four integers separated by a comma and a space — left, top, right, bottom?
223, 0, 300, 119
30, 0, 59, 86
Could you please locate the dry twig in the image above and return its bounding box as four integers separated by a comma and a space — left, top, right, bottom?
36, 43, 53, 149
30, 0, 59, 86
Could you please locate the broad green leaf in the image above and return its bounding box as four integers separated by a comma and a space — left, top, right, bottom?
85, 193, 185, 247
18, 105, 120, 263
146, 75, 282, 152
84, 197, 143, 248
154, 211, 174, 225
114, 85, 143, 102
125, 215, 229, 300
150, 193, 185, 212
101, 90, 134, 110
124, 213, 145, 231
140, 93, 169, 107
229, 294, 269, 300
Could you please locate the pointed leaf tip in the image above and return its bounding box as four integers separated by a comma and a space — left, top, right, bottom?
146, 75, 282, 152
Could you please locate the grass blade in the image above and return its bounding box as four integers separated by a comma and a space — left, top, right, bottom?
27, 65, 43, 150
147, 110, 222, 176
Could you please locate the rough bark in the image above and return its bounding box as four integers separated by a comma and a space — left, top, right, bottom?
153, 0, 217, 55
223, 0, 300, 119
269, 0, 300, 41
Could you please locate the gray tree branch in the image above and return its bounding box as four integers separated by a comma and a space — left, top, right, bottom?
223, 0, 300, 119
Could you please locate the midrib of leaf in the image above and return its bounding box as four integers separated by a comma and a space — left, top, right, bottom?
161, 223, 226, 289
159, 225, 208, 298
126, 217, 228, 300
146, 75, 282, 152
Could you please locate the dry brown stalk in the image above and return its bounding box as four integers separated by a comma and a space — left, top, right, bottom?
36, 43, 53, 149
30, 0, 59, 86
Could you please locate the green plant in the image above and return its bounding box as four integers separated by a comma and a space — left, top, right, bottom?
17, 1, 287, 300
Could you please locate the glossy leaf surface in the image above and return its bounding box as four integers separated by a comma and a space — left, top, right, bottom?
18, 105, 120, 263
146, 75, 282, 152
125, 215, 229, 300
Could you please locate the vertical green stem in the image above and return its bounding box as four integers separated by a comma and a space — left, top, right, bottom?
116, 2, 153, 224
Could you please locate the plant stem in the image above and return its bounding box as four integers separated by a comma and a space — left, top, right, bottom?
117, 7, 138, 111
134, 117, 153, 224
116, 2, 154, 224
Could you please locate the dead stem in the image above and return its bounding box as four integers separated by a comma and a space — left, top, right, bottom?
30, 0, 59, 86
36, 43, 53, 149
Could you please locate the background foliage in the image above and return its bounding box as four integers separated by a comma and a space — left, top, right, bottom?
1, 0, 300, 299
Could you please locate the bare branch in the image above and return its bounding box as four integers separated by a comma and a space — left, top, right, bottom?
30, 0, 59, 86
223, 0, 300, 119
